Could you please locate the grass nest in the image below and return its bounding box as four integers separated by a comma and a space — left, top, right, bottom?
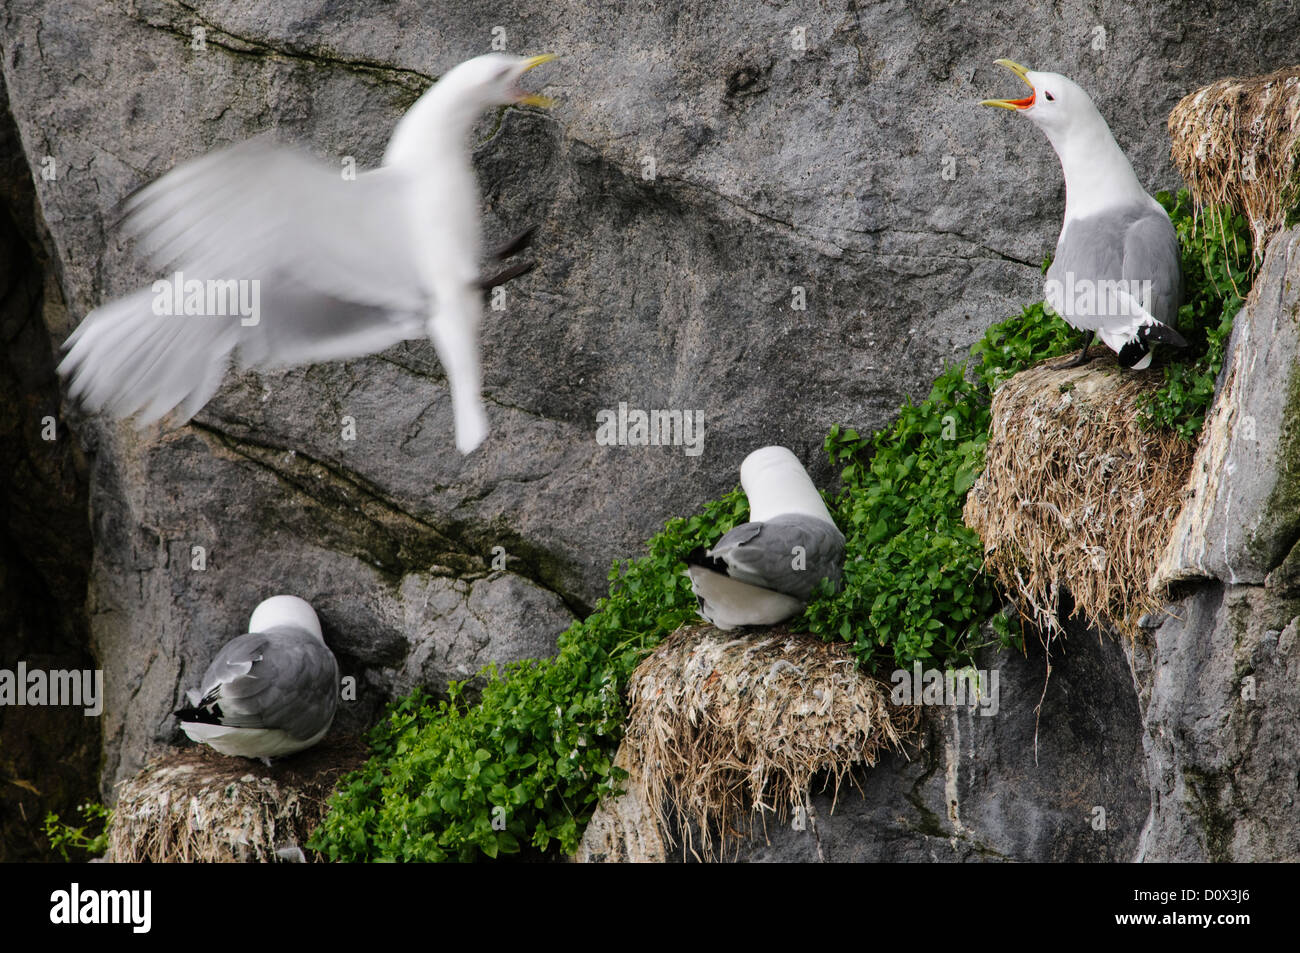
1169, 65, 1300, 253
964, 358, 1195, 637
104, 738, 366, 862
615, 624, 919, 861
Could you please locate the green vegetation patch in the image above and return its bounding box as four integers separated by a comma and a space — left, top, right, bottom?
309, 190, 1252, 862
1138, 191, 1256, 438
803, 301, 1071, 670
309, 491, 749, 861
44, 803, 112, 861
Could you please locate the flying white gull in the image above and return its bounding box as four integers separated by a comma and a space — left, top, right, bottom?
686, 446, 845, 630
175, 595, 339, 762
58, 53, 555, 454
981, 59, 1185, 370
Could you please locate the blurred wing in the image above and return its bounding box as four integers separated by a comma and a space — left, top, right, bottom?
59, 137, 437, 424
59, 281, 426, 425
121, 136, 427, 311
60, 289, 240, 424
426, 285, 487, 453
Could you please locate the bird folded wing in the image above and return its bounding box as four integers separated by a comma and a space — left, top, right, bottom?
195, 628, 338, 740
1049, 206, 1181, 333
1119, 209, 1183, 329
707, 515, 846, 601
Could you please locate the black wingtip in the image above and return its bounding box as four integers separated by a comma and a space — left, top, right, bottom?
1117, 339, 1150, 368
685, 546, 728, 574
173, 703, 222, 725
1140, 322, 1189, 349
1121, 322, 1189, 367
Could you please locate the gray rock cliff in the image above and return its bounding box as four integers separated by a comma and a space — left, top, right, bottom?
1136, 226, 1300, 861
1, 0, 1298, 857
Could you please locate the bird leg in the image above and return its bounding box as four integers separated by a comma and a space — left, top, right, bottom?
478, 259, 536, 292
1054, 332, 1096, 369
487, 225, 536, 261
478, 226, 538, 292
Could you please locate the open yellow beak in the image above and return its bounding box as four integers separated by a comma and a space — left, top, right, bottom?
515, 54, 556, 108
980, 59, 1035, 110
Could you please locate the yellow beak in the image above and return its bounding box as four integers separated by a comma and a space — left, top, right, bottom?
515, 54, 556, 108
979, 59, 1035, 110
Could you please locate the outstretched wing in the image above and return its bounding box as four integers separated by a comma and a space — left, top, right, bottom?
121, 136, 427, 311
58, 137, 433, 425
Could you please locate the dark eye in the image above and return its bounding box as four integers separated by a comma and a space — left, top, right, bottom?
1045, 91, 1055, 101
495, 68, 511, 82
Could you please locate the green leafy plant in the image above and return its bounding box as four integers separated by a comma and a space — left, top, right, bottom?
804, 302, 1075, 670
970, 300, 1077, 393
44, 803, 112, 861
1138, 190, 1256, 438
311, 190, 1253, 863
310, 305, 1067, 862
309, 490, 748, 862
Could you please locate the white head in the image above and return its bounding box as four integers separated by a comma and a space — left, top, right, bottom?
980, 59, 1148, 219
739, 446, 836, 526
980, 60, 1113, 152
248, 595, 324, 641
432, 53, 555, 113
385, 53, 556, 166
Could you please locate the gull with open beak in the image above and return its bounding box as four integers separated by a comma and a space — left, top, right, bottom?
981, 59, 1185, 370
58, 53, 556, 453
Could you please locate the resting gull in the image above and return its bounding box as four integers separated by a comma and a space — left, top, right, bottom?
175, 595, 339, 763
686, 446, 845, 630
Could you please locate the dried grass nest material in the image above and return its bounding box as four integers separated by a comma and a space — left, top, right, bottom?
621, 624, 919, 860
1169, 65, 1300, 253
964, 359, 1195, 637
104, 739, 365, 863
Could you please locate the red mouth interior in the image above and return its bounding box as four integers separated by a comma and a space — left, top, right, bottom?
1008, 91, 1035, 109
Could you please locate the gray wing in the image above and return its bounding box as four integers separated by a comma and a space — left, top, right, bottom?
1048, 203, 1181, 328
708, 514, 846, 601
197, 626, 339, 741
58, 137, 431, 425
1119, 210, 1181, 327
